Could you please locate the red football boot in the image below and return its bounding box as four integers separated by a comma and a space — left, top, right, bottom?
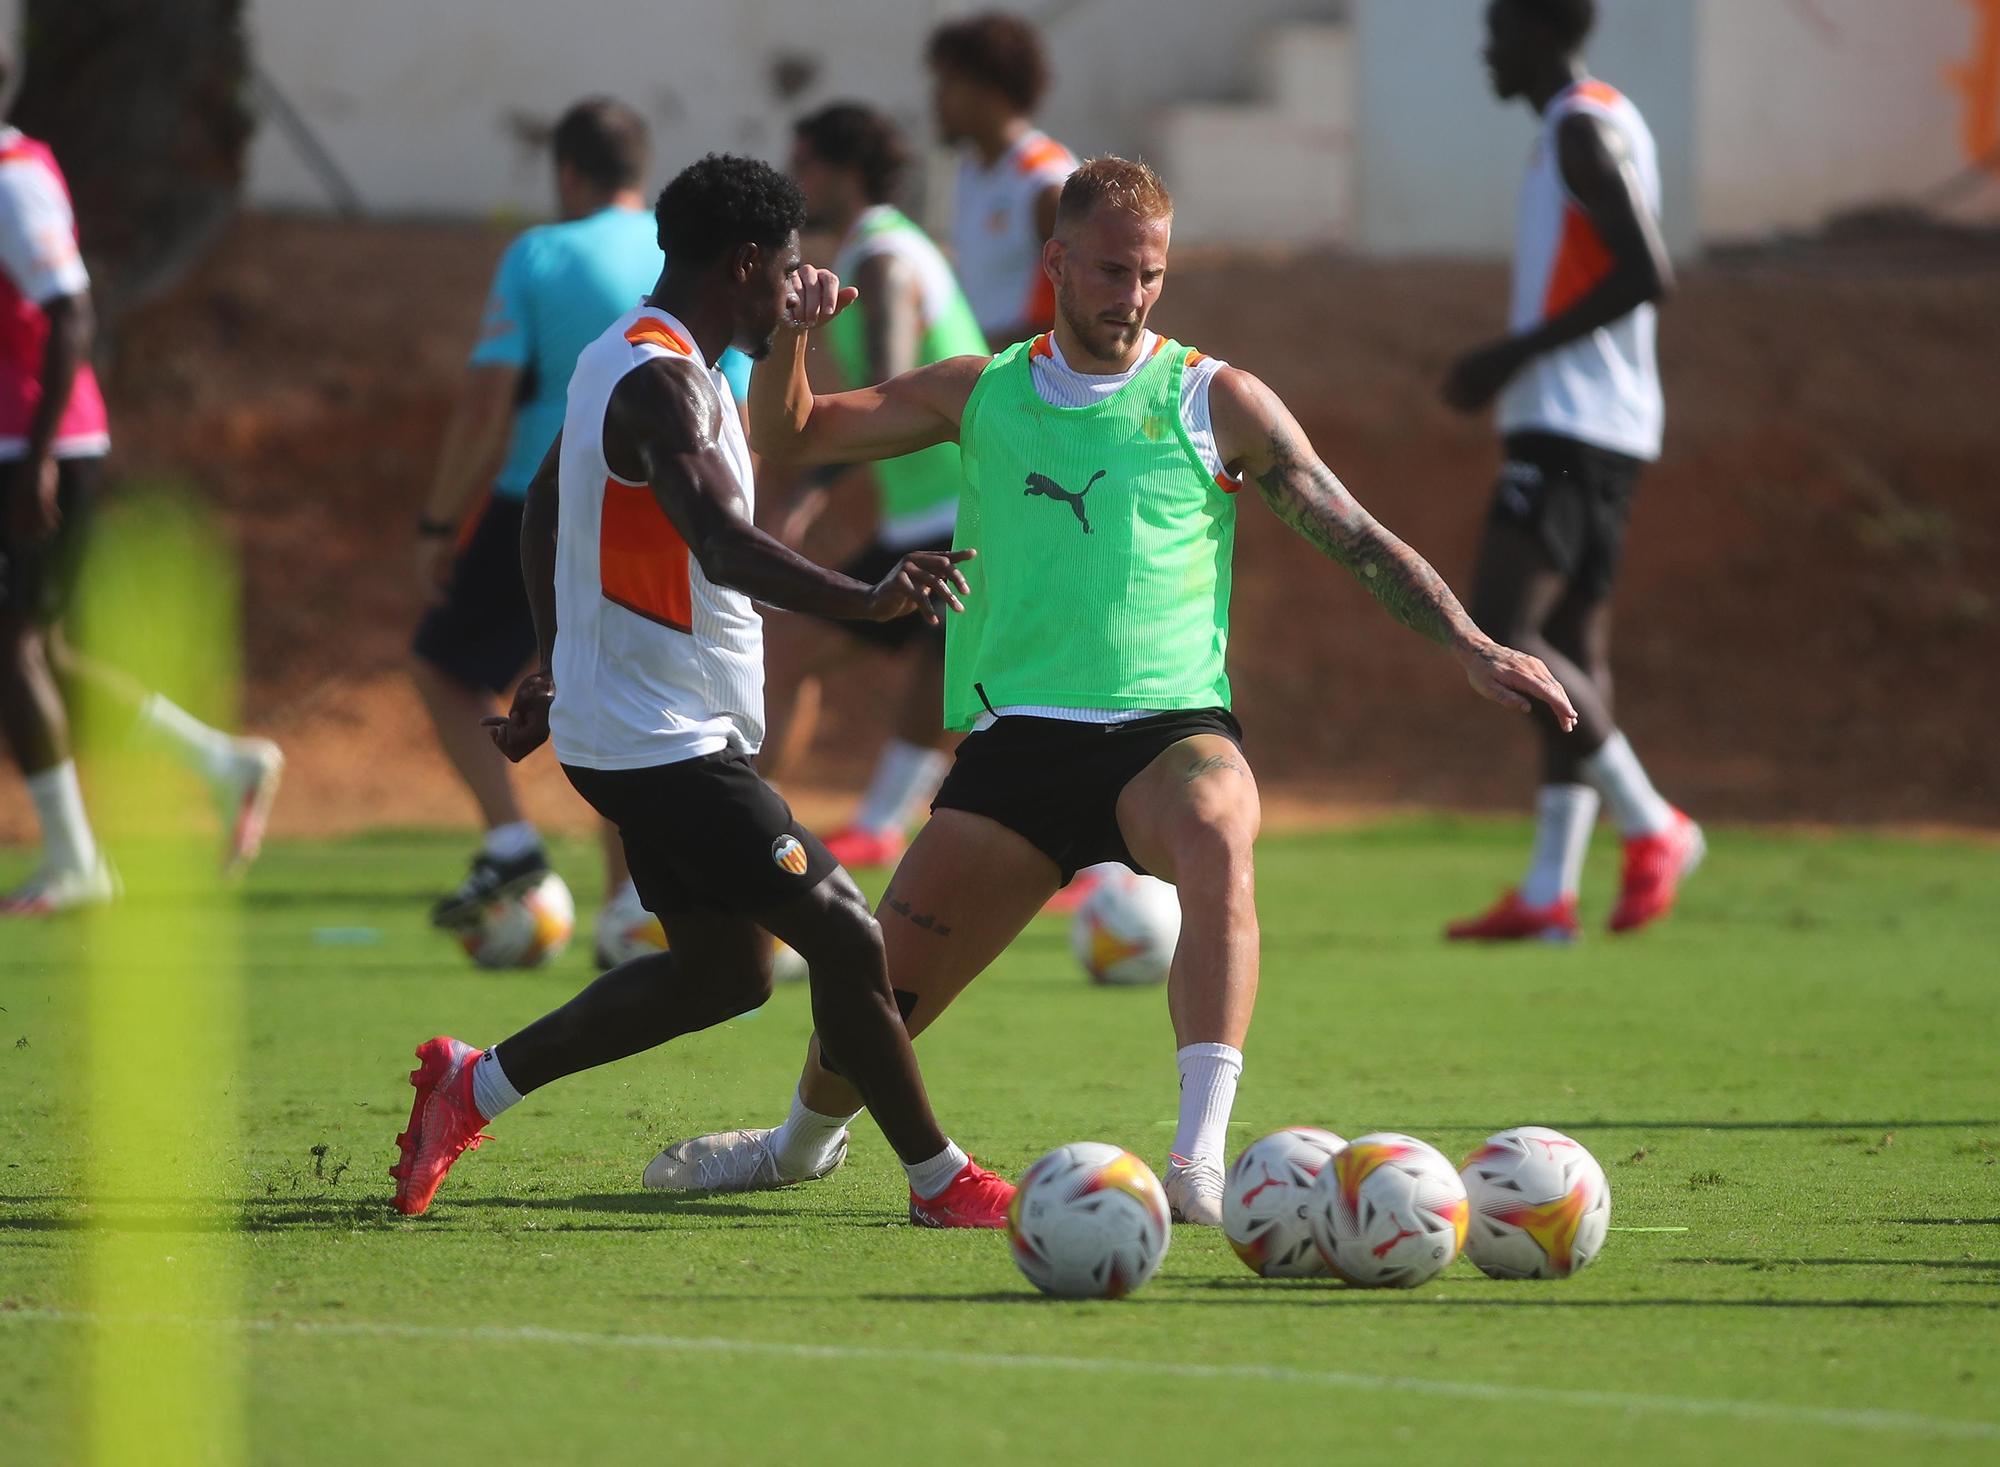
390, 1036, 492, 1216
909, 1159, 1016, 1229
1445, 889, 1580, 943
823, 825, 906, 870
1609, 810, 1705, 934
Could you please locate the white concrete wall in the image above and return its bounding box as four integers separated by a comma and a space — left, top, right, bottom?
1694, 0, 1987, 241
243, 0, 1343, 222
1349, 0, 1700, 257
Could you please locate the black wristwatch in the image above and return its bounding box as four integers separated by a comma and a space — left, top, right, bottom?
417, 515, 456, 539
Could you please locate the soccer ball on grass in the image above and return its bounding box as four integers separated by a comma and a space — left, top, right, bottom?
1459, 1126, 1611, 1279
458, 870, 575, 970
1007, 1142, 1172, 1298
1070, 869, 1181, 986
1223, 1127, 1348, 1277
1307, 1131, 1469, 1288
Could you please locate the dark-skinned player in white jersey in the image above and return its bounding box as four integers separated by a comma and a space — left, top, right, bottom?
649, 158, 1577, 1225
1444, 0, 1699, 943
389, 155, 1013, 1229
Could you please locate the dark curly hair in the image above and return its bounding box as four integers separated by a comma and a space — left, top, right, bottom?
926, 11, 1050, 113
654, 153, 806, 266
793, 103, 910, 205
1508, 0, 1596, 51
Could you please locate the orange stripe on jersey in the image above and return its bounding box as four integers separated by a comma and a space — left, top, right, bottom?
1184, 349, 1208, 368
1020, 267, 1057, 334
1015, 138, 1072, 175
1571, 80, 1623, 109
1029, 333, 1055, 360
1213, 472, 1241, 496
1542, 203, 1614, 319
1146, 337, 1167, 359
599, 477, 693, 633
624, 318, 695, 356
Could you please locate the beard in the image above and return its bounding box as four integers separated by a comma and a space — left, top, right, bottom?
1056, 280, 1143, 364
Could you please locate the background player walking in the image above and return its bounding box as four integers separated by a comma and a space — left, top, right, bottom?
650, 157, 1575, 1225
0, 54, 281, 916
1443, 0, 1702, 943
411, 97, 753, 961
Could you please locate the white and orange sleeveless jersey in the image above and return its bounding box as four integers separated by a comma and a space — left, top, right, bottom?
550, 308, 764, 770
951, 128, 1076, 344
1497, 79, 1664, 463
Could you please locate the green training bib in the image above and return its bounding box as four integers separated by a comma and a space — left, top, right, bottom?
946, 337, 1238, 731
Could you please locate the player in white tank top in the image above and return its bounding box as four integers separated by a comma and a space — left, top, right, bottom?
1443, 0, 1703, 945
927, 11, 1077, 348
398, 156, 1015, 1230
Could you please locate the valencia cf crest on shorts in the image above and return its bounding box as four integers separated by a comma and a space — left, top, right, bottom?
772, 834, 809, 876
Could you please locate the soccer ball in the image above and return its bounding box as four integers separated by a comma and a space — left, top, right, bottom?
593, 900, 667, 969
1307, 1132, 1469, 1289
1223, 1127, 1347, 1277
1007, 1142, 1172, 1299
1459, 1126, 1611, 1279
459, 871, 575, 970
1071, 868, 1181, 986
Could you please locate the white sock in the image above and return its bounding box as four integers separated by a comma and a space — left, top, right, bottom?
25, 761, 97, 874
482, 820, 541, 862
851, 740, 950, 836
1581, 731, 1675, 838
905, 1139, 969, 1199
1170, 1042, 1243, 1165
769, 1088, 860, 1178
471, 1047, 523, 1121
1521, 783, 1599, 906
136, 692, 239, 784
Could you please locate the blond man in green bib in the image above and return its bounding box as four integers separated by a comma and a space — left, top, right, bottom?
650, 158, 1575, 1224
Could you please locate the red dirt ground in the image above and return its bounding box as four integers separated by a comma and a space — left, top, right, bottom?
3, 213, 1995, 843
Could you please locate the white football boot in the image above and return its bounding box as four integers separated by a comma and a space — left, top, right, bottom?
213, 737, 284, 875
0, 855, 119, 917
643, 1127, 847, 1193
1163, 1155, 1226, 1225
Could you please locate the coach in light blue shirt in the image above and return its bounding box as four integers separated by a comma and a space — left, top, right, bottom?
411, 96, 751, 934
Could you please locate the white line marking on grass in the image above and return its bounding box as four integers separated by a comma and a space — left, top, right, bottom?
6, 1308, 1996, 1444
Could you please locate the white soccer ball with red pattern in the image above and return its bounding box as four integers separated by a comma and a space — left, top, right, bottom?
1007, 1142, 1172, 1298
1070, 869, 1181, 986
1223, 1127, 1348, 1277
1459, 1126, 1611, 1280
460, 871, 575, 970
1306, 1132, 1469, 1289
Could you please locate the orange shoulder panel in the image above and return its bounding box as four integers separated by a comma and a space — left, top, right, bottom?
1016, 139, 1073, 176
1572, 81, 1623, 109
624, 318, 694, 355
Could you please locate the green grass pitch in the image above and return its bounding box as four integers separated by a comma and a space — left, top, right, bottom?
3, 819, 1997, 1464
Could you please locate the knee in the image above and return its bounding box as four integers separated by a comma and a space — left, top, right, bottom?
723, 965, 775, 1018
795, 887, 888, 983
1170, 810, 1257, 892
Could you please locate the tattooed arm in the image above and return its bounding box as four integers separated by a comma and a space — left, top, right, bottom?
1208, 367, 1577, 728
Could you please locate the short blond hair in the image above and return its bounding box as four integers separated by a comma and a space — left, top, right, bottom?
1055, 156, 1173, 232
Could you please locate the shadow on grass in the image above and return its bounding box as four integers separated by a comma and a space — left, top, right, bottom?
1672, 1256, 2000, 1272
0, 1191, 895, 1234
1407, 1120, 2000, 1133
865, 1282, 2000, 1311
1887, 1217, 2000, 1227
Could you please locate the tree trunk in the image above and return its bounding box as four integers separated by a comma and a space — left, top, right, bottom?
14, 0, 253, 325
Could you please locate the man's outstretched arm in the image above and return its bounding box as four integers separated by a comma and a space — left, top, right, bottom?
613, 356, 970, 624
748, 263, 984, 469
1210, 367, 1578, 727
